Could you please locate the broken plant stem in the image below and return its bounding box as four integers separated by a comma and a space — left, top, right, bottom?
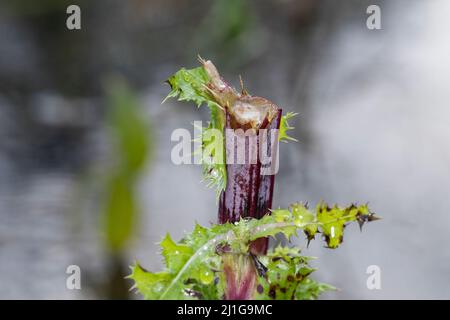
130, 58, 380, 301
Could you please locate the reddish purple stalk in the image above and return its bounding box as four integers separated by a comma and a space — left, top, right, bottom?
218, 109, 282, 255
218, 109, 281, 299
197, 58, 283, 299
222, 254, 257, 300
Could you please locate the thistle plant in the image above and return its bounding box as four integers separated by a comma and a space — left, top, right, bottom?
129, 58, 379, 300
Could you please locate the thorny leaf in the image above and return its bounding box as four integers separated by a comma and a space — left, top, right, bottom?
160, 234, 193, 274
164, 66, 216, 108
164, 65, 226, 195
256, 247, 335, 300
316, 202, 375, 248
279, 112, 298, 142
129, 202, 379, 299
127, 263, 176, 300
295, 278, 336, 300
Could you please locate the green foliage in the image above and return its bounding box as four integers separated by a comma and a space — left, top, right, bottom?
295, 279, 336, 300
279, 112, 298, 142
191, 0, 264, 67
271, 202, 377, 248
129, 203, 379, 300
164, 66, 226, 195
103, 175, 136, 251
102, 78, 151, 252
200, 124, 227, 196
108, 79, 151, 175
256, 247, 335, 300
129, 263, 172, 300
129, 224, 223, 300
154, 60, 378, 300
164, 67, 217, 109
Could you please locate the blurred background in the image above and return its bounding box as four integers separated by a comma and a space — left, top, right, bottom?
0, 0, 449, 299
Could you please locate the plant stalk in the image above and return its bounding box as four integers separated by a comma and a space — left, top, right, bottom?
218, 109, 282, 254
218, 108, 281, 299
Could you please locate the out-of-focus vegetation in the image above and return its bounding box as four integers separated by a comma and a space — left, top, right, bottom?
103, 78, 152, 252
95, 78, 153, 298
5, 0, 79, 16
192, 0, 263, 66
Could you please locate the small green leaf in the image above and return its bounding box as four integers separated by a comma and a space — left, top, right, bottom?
164, 65, 226, 194
256, 246, 327, 300
315, 203, 375, 248
290, 203, 318, 242
279, 112, 298, 142
182, 222, 210, 249
200, 124, 227, 196
128, 263, 173, 300
160, 234, 193, 274
295, 278, 336, 300
272, 208, 291, 223
164, 67, 212, 108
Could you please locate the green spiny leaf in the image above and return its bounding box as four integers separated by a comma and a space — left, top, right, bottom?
256, 246, 325, 300
160, 234, 193, 274
164, 67, 212, 107
315, 203, 375, 248
291, 202, 318, 242
200, 124, 227, 197
128, 263, 174, 300
182, 222, 210, 249
279, 112, 298, 142
130, 202, 378, 299
164, 65, 226, 195
295, 278, 336, 300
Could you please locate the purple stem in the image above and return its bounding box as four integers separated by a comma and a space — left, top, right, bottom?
218, 109, 282, 254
